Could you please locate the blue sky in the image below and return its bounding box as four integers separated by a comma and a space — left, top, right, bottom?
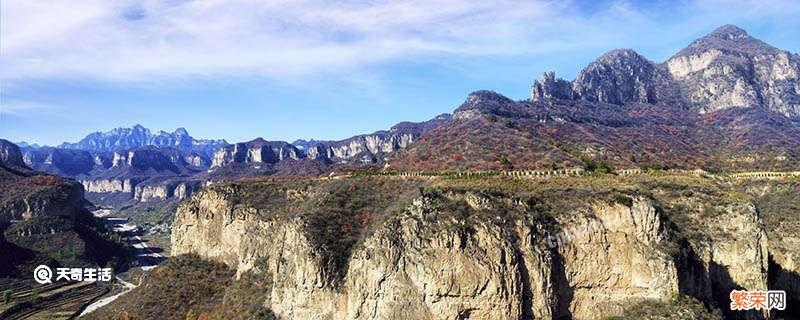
2, 0, 800, 146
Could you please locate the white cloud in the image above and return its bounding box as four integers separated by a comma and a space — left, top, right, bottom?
1, 0, 799, 83
0, 101, 60, 117
0, 0, 611, 82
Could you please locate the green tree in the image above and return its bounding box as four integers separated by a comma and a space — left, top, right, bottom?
3, 289, 11, 304
30, 288, 39, 304
499, 155, 512, 169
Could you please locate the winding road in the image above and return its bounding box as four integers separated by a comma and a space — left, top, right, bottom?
78, 210, 165, 317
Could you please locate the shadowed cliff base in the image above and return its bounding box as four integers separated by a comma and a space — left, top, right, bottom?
769, 255, 800, 319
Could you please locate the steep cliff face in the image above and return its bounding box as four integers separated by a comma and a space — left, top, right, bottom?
323, 132, 415, 161
550, 197, 679, 318
171, 176, 785, 319
22, 147, 97, 176
744, 181, 800, 318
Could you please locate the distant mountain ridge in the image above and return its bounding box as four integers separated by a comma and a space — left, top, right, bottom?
209, 114, 452, 178
58, 124, 228, 159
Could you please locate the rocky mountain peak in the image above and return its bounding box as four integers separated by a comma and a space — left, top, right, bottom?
528, 25, 799, 117
173, 127, 189, 136
673, 24, 775, 58
707, 24, 749, 40
667, 25, 799, 116
572, 48, 673, 105
453, 90, 515, 119
596, 48, 648, 63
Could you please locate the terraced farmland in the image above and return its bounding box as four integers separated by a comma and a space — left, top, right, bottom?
0, 278, 110, 320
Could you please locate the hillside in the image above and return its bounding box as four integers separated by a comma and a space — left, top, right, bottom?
0, 140, 132, 277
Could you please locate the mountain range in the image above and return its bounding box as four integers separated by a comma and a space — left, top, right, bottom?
11, 24, 800, 223
56, 124, 228, 160
391, 25, 800, 172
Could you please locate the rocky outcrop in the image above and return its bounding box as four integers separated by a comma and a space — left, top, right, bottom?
531, 71, 574, 102
0, 139, 27, 168
294, 114, 451, 164
322, 133, 415, 162
134, 184, 172, 202
183, 153, 209, 167
112, 146, 183, 172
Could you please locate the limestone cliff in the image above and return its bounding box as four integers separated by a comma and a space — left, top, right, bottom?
133, 180, 202, 202
292, 116, 447, 165
82, 178, 139, 193
171, 176, 788, 319
211, 138, 302, 168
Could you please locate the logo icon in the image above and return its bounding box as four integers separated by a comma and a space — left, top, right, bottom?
34, 265, 53, 284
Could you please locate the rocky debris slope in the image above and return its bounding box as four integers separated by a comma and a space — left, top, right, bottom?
171, 176, 794, 319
